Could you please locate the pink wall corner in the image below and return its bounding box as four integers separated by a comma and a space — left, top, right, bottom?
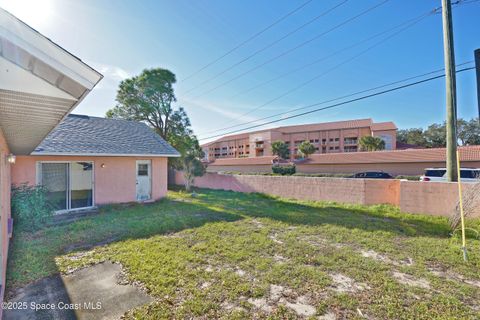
11, 156, 169, 206
0, 129, 11, 306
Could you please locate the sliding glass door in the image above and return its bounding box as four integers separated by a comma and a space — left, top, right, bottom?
40, 163, 69, 210
70, 162, 93, 209
39, 162, 93, 211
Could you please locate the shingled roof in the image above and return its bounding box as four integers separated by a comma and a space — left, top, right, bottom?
32, 114, 180, 157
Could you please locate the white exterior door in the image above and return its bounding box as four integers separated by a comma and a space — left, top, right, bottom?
136, 160, 151, 201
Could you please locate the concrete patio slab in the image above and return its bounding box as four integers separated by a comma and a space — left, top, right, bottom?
4, 262, 152, 320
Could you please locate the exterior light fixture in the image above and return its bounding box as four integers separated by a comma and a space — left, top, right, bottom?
7, 154, 16, 164
101, 163, 106, 168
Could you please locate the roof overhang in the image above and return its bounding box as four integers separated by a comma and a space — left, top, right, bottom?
0, 8, 102, 155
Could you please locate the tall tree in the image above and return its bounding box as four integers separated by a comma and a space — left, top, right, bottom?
460, 118, 480, 145
424, 122, 447, 148
271, 140, 290, 160
397, 128, 428, 147
106, 68, 200, 168
359, 136, 386, 151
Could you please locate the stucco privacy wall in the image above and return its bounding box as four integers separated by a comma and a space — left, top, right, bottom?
400, 181, 480, 217
12, 156, 168, 204
172, 171, 478, 217
0, 129, 11, 300
174, 171, 400, 205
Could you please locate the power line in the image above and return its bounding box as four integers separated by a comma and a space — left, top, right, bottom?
180, 0, 314, 83
198, 66, 475, 142
198, 61, 473, 137
198, 12, 431, 136
226, 11, 434, 102
183, 0, 389, 97
196, 0, 478, 137
182, 0, 350, 95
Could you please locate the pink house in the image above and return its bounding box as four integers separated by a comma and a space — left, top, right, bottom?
12, 114, 179, 211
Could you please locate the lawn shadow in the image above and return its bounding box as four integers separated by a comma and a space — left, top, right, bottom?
191, 187, 452, 238
6, 196, 243, 291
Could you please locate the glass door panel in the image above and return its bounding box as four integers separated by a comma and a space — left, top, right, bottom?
70, 162, 93, 209
41, 163, 68, 211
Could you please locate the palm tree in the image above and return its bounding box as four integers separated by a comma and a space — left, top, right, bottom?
359, 136, 386, 151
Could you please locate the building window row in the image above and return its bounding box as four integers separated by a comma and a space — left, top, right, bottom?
344, 137, 358, 145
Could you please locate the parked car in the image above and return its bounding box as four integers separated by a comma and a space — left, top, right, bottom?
351, 171, 393, 179
420, 168, 480, 182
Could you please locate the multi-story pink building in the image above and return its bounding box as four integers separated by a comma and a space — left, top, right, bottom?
202, 119, 397, 161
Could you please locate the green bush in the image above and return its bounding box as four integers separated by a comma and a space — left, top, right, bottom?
395, 175, 421, 181
11, 184, 53, 231
272, 164, 296, 175
293, 173, 353, 178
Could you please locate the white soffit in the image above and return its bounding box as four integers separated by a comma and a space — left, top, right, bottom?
0, 8, 103, 155
0, 57, 76, 99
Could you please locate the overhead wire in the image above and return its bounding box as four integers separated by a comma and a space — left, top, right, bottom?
199, 66, 475, 141
180, 0, 314, 82
182, 0, 389, 96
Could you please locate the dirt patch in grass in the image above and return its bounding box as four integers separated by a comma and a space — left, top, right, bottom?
392, 271, 431, 289
248, 284, 317, 317
361, 249, 414, 267
428, 265, 480, 288
329, 273, 370, 293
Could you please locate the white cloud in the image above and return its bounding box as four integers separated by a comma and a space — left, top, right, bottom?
178, 97, 261, 124
86, 61, 131, 90
97, 64, 131, 82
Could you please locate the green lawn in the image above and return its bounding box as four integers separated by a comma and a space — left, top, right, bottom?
7, 188, 480, 319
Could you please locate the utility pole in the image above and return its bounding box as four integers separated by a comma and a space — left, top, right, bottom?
475, 49, 480, 124
441, 0, 458, 182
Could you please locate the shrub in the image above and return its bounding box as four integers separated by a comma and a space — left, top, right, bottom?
293, 173, 353, 178
395, 175, 421, 181
183, 152, 207, 192
272, 164, 296, 175
11, 184, 53, 231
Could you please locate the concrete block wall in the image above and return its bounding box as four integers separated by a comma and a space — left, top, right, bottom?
174, 172, 398, 205
173, 171, 479, 218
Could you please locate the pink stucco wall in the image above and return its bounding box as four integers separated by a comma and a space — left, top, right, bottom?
12, 156, 168, 205
173, 171, 479, 218
174, 171, 400, 205
0, 129, 11, 306
399, 181, 480, 217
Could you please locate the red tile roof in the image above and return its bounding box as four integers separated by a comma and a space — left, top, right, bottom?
275, 118, 374, 133
371, 121, 397, 131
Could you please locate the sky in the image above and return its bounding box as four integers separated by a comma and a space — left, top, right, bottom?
1, 0, 479, 143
